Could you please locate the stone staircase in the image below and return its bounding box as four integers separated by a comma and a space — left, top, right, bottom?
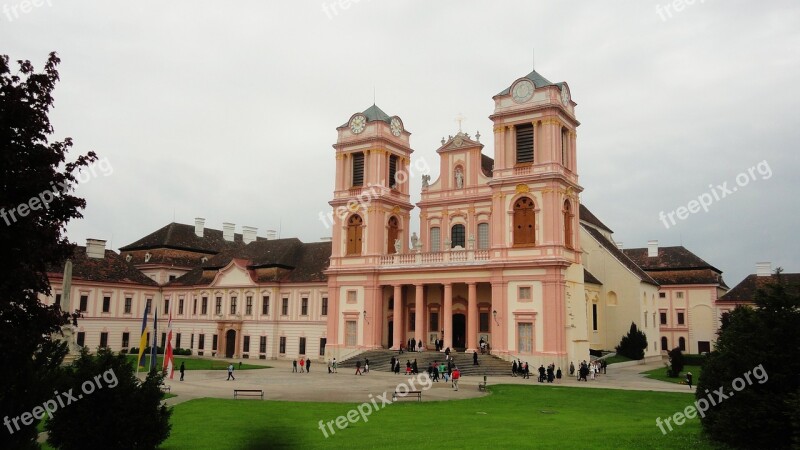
337, 349, 512, 377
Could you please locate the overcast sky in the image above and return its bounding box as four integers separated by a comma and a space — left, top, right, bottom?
3, 0, 798, 287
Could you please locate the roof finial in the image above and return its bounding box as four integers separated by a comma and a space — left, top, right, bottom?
455, 112, 465, 132
373, 85, 376, 106
532, 48, 535, 71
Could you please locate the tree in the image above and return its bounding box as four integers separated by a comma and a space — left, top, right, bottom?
46, 349, 171, 449
0, 52, 97, 448
697, 269, 800, 449
615, 322, 648, 360
667, 346, 685, 378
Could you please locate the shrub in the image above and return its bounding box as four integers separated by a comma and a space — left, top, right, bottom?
667, 347, 684, 377
615, 322, 648, 360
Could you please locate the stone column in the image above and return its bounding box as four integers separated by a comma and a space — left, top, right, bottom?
392, 285, 402, 350
443, 283, 453, 350
415, 284, 424, 349
466, 282, 478, 353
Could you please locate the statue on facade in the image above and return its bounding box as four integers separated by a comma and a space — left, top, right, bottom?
410, 232, 419, 251
394, 238, 401, 254
421, 174, 430, 189
454, 168, 464, 189
71, 309, 83, 327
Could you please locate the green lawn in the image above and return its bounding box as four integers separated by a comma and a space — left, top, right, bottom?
125, 354, 269, 371
603, 354, 633, 365
162, 384, 716, 449
641, 365, 703, 385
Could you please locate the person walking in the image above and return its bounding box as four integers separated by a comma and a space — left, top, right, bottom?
306, 357, 311, 373
418, 340, 423, 352
686, 372, 693, 389
569, 361, 575, 377
355, 360, 362, 375
512, 360, 518, 377
364, 358, 369, 374
299, 357, 305, 373
292, 359, 298, 373
394, 360, 401, 374
556, 367, 562, 383
332, 357, 337, 373
179, 362, 185, 381
473, 351, 479, 366
328, 360, 332, 374
452, 366, 460, 391
227, 363, 235, 381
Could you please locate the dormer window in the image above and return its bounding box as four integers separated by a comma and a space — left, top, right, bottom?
515, 123, 534, 164
144, 252, 152, 263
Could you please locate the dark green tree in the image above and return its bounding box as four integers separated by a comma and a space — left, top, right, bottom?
0, 52, 97, 448
46, 349, 171, 450
615, 322, 648, 360
667, 347, 684, 378
697, 269, 800, 449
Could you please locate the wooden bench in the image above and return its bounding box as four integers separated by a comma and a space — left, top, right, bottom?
392, 390, 422, 402
234, 389, 264, 399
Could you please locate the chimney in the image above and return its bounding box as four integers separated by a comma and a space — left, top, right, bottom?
647, 240, 659, 258
756, 262, 772, 277
266, 230, 277, 240
86, 239, 106, 259
223, 222, 235, 241
242, 226, 258, 244
195, 217, 205, 237
616, 241, 623, 250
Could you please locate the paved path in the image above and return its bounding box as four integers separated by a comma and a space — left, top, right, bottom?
157, 359, 691, 407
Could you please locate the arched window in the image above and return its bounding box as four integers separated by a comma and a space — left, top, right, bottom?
430, 227, 440, 252
513, 196, 536, 246
563, 200, 574, 249
451, 224, 465, 248
661, 337, 668, 351
346, 214, 363, 255
678, 337, 686, 351
387, 216, 399, 254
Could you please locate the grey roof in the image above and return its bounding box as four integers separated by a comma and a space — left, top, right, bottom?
362, 104, 392, 123
497, 70, 561, 96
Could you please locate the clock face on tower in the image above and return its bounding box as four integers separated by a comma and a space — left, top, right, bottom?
390, 117, 403, 136
512, 79, 534, 103
350, 114, 366, 134
560, 85, 570, 105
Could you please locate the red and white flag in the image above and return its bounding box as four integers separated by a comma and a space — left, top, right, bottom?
163, 311, 174, 379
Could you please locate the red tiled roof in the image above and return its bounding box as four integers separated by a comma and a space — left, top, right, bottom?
718, 273, 800, 303
47, 246, 158, 286
579, 204, 613, 233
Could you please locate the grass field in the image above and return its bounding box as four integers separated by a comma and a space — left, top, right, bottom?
161, 384, 716, 449
602, 354, 633, 365
125, 354, 269, 371
641, 365, 702, 385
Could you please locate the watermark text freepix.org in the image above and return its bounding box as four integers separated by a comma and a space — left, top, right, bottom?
655, 363, 768, 435
659, 160, 771, 229
4, 368, 119, 435
0, 157, 113, 227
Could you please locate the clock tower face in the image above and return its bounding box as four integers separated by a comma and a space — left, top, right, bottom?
350, 114, 366, 134
390, 117, 403, 136
512, 79, 535, 103
560, 85, 570, 105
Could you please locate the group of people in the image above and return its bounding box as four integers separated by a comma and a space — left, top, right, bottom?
570, 360, 606, 381
354, 358, 370, 375
388, 357, 419, 375
291, 357, 312, 373
510, 360, 563, 383
404, 338, 424, 352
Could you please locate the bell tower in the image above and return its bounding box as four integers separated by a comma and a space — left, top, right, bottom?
329, 105, 415, 264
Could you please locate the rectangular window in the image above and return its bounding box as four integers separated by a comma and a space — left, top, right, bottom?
243, 336, 250, 353
388, 155, 398, 188
517, 322, 533, 353
55, 294, 61, 306
301, 298, 308, 316
660, 312, 667, 325
592, 304, 598, 331
161, 333, 166, 348
259, 336, 267, 353
246, 296, 253, 315
121, 332, 130, 348
212, 334, 218, 351
178, 298, 184, 315
477, 223, 489, 249
515, 123, 534, 164
146, 298, 152, 313
345, 321, 357, 347
201, 297, 208, 315
429, 312, 439, 332
677, 312, 685, 325
451, 224, 465, 248
347, 291, 357, 303
198, 334, 205, 350
299, 337, 306, 355
164, 299, 170, 314
124, 298, 132, 314
102, 296, 111, 313
79, 295, 88, 312
190, 334, 194, 349
321, 297, 328, 316
352, 152, 364, 187
76, 332, 85, 347
659, 292, 666, 298
479, 312, 489, 332
676, 292, 684, 299
698, 341, 711, 353
282, 298, 289, 316
193, 298, 198, 315
230, 297, 237, 315
279, 336, 286, 354
319, 338, 326, 356
430, 227, 440, 252
518, 286, 532, 300
176, 333, 181, 349
215, 297, 222, 315
262, 296, 270, 315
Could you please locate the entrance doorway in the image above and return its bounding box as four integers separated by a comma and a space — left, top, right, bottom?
225, 329, 236, 358
452, 314, 466, 350
387, 321, 394, 349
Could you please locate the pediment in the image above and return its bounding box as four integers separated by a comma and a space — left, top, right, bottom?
210, 259, 256, 287
437, 132, 483, 153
